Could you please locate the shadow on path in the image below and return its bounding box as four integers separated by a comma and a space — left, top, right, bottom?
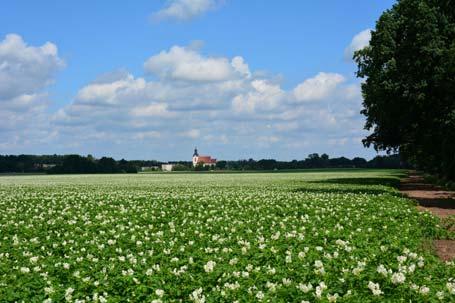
400, 172, 455, 262
400, 174, 455, 213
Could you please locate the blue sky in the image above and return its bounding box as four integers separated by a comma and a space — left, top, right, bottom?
0, 0, 395, 161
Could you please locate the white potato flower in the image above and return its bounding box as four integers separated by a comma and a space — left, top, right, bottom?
155, 289, 164, 297
419, 286, 430, 295
391, 272, 406, 284
256, 291, 265, 300
447, 282, 455, 294
298, 283, 313, 293
367, 281, 383, 296
204, 260, 216, 273
377, 264, 388, 277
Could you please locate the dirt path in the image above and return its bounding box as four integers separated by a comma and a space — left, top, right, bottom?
400, 172, 455, 261
400, 173, 455, 217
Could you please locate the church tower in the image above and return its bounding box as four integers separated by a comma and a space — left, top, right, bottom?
192, 147, 199, 166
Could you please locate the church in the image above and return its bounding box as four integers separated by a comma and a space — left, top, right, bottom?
192, 148, 216, 167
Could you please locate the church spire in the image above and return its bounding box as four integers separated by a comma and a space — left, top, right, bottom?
193, 147, 199, 157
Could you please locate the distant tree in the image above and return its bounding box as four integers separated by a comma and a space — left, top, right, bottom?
306, 153, 322, 168
98, 157, 118, 173
118, 158, 138, 173
320, 154, 330, 168
173, 164, 190, 171
329, 157, 352, 168
257, 159, 277, 170
354, 0, 455, 179
368, 154, 402, 169
216, 160, 227, 170
194, 163, 209, 171
47, 155, 137, 174
352, 157, 368, 168
55, 155, 97, 173
247, 158, 256, 170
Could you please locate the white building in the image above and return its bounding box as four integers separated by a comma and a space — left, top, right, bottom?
192, 148, 217, 167
161, 164, 175, 172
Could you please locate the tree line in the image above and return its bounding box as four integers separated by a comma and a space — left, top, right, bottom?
0, 153, 405, 174
0, 154, 138, 174
177, 153, 405, 171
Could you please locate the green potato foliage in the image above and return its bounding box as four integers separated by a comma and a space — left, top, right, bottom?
0, 170, 454, 302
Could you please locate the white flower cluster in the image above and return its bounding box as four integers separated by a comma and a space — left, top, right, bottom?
190, 288, 205, 303
203, 260, 216, 273
368, 281, 383, 296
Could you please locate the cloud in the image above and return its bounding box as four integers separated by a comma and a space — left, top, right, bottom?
0, 33, 64, 101
1, 93, 48, 112
0, 34, 64, 152
204, 133, 228, 144
328, 137, 348, 146
257, 135, 280, 145
273, 121, 299, 132
130, 103, 174, 118
132, 131, 161, 140
232, 80, 285, 113
180, 129, 201, 139
76, 74, 146, 105
344, 29, 371, 60
231, 56, 251, 78
293, 72, 345, 102
152, 0, 223, 21
144, 45, 247, 82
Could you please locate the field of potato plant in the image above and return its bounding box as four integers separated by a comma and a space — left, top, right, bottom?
0, 169, 454, 302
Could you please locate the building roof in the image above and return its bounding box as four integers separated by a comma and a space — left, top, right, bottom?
196, 156, 216, 164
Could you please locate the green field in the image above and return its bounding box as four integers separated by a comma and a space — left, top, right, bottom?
0, 169, 454, 302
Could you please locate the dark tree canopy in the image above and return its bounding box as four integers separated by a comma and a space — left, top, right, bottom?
355, 0, 455, 179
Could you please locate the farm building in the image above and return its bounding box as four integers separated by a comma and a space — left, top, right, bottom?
192, 148, 216, 167
161, 164, 175, 172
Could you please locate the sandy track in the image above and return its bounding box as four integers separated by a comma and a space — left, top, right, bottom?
400, 172, 455, 261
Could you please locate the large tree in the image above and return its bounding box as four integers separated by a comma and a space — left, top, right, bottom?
355, 0, 455, 179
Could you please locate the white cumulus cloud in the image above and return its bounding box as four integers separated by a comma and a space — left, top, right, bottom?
0, 33, 64, 152
231, 56, 251, 78
344, 29, 371, 60
232, 80, 285, 113
293, 72, 345, 102
153, 0, 222, 21
76, 74, 146, 105
180, 129, 201, 138
0, 33, 64, 101
144, 45, 244, 82
130, 103, 174, 118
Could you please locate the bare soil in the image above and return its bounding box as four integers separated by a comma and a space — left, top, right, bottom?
400, 172, 455, 261
433, 240, 455, 261
400, 174, 455, 217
